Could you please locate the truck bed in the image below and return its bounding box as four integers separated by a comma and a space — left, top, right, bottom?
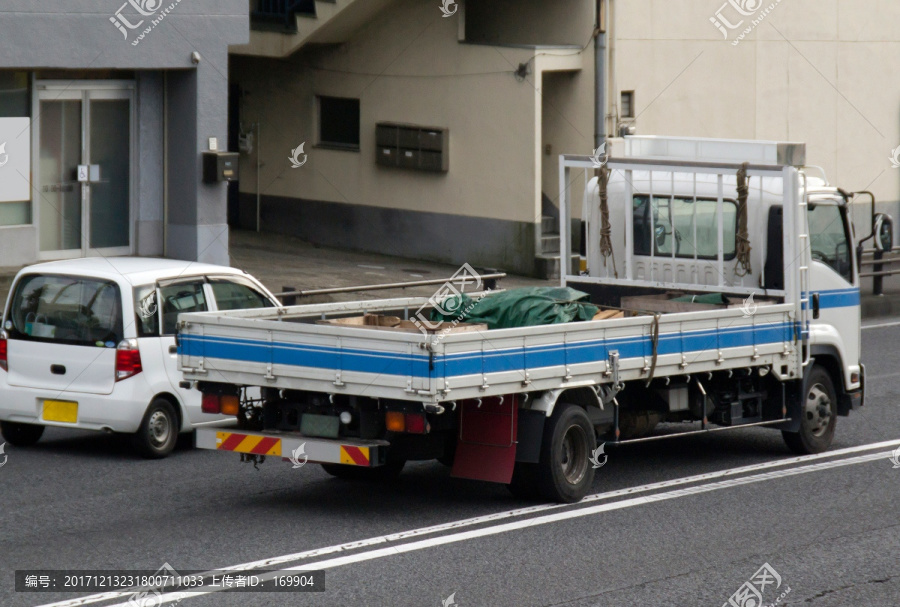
178, 294, 801, 404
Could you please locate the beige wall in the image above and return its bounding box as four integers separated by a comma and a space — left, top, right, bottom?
235, 0, 552, 224
541, 68, 594, 219
613, 0, 900, 210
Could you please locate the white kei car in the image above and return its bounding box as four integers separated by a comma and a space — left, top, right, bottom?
0, 258, 280, 458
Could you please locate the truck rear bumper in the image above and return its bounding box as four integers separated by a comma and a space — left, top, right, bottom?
195, 428, 390, 467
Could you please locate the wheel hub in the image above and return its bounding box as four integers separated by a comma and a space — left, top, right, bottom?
559, 424, 589, 485
148, 410, 171, 446
804, 384, 832, 437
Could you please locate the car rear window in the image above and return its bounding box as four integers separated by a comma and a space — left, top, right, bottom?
6, 274, 123, 347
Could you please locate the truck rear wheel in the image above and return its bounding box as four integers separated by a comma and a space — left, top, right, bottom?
782, 365, 837, 455
320, 459, 405, 481
536, 403, 596, 503
0, 421, 45, 447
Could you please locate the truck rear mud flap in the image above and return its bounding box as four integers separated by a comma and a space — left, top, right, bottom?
195, 428, 389, 467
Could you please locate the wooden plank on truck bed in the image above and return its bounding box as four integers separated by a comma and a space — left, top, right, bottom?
317, 313, 488, 334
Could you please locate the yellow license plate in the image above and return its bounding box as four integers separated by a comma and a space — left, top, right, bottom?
43, 400, 78, 423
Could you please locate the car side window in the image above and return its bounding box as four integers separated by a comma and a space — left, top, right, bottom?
209, 277, 274, 311
160, 280, 208, 335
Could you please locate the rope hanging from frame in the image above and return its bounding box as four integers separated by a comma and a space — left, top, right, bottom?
597, 165, 618, 278
735, 162, 753, 277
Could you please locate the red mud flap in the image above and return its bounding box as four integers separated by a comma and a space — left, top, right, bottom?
451, 395, 518, 484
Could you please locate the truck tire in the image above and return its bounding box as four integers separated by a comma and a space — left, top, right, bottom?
321, 459, 405, 481
782, 365, 837, 455
536, 403, 596, 503
131, 399, 179, 459
0, 421, 45, 447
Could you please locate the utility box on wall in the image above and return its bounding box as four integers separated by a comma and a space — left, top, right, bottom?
376, 123, 449, 172
203, 151, 240, 183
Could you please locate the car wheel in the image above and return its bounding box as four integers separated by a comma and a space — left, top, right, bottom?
132, 399, 179, 459
0, 421, 45, 447
783, 365, 837, 455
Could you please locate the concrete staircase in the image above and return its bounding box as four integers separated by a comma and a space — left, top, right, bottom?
236, 0, 396, 58
535, 215, 580, 280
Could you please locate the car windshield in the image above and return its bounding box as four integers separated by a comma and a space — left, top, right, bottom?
209, 277, 274, 311
7, 274, 123, 347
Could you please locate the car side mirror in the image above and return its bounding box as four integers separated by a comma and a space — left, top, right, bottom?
874, 213, 893, 252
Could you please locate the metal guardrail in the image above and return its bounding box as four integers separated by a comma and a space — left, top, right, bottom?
859, 247, 900, 295
276, 273, 506, 306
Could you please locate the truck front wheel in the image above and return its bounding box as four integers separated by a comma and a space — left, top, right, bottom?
537, 403, 596, 503
782, 365, 837, 455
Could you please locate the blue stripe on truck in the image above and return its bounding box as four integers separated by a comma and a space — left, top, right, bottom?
180, 321, 796, 379
800, 288, 860, 310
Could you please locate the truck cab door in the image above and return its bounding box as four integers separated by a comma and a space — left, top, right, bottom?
805, 200, 861, 391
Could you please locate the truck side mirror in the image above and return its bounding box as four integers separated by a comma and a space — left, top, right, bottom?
874, 213, 893, 251
655, 224, 667, 248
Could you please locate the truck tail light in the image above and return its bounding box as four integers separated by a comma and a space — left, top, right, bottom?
0, 331, 7, 372
385, 411, 405, 432
220, 395, 240, 416
201, 393, 221, 414
385, 411, 428, 434
404, 413, 427, 434
115, 339, 142, 381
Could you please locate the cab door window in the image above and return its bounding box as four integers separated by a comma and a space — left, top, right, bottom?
808, 204, 853, 282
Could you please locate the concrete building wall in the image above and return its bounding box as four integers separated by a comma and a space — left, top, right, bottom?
0, 0, 248, 266
612, 0, 900, 232
233, 0, 596, 273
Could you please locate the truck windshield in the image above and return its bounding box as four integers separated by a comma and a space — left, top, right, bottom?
7, 274, 123, 347
808, 204, 852, 282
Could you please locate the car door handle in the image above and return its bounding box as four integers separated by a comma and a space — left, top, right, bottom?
812, 293, 820, 319
169, 345, 178, 355
51, 365, 66, 375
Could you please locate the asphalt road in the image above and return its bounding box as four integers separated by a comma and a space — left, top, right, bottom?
2, 321, 900, 607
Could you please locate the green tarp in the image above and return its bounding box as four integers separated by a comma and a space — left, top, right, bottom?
431, 287, 599, 330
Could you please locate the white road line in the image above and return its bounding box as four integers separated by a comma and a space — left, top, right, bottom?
862, 320, 900, 330
97, 450, 892, 607
33, 439, 900, 607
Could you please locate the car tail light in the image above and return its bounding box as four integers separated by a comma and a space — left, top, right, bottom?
385, 411, 405, 432
220, 395, 240, 416
404, 413, 427, 434
201, 393, 221, 414
0, 331, 7, 372
115, 339, 143, 381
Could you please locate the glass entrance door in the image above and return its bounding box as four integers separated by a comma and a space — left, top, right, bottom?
35, 82, 134, 259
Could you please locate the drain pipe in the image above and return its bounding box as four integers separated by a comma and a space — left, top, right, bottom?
163, 71, 169, 257
595, 0, 608, 148
256, 121, 261, 233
